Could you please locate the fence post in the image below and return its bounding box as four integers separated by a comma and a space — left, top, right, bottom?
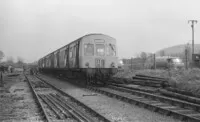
153, 54, 156, 69
0, 72, 3, 87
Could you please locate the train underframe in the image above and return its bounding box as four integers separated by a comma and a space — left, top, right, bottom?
39, 68, 118, 86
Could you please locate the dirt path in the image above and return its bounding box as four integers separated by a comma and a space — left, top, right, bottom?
0, 73, 41, 122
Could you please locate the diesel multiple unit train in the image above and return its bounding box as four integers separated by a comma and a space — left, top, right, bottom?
38, 34, 118, 85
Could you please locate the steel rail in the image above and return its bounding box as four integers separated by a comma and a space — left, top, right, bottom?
24, 74, 50, 122
166, 87, 200, 98
52, 93, 102, 122
38, 94, 64, 119
43, 94, 72, 118
160, 90, 200, 105
47, 94, 89, 122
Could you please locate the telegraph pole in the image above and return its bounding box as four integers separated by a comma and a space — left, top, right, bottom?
188, 20, 198, 55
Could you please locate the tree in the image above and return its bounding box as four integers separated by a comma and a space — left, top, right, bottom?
0, 50, 4, 62
17, 56, 24, 67
7, 56, 14, 64
160, 50, 165, 56
140, 52, 148, 68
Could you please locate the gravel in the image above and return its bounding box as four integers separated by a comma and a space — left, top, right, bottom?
0, 73, 42, 121
39, 74, 182, 122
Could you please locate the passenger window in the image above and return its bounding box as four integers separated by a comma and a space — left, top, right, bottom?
54, 54, 57, 67
69, 47, 73, 58
84, 43, 94, 56
96, 44, 105, 56
72, 46, 76, 58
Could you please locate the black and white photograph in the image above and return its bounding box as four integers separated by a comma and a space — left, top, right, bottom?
1, 0, 200, 122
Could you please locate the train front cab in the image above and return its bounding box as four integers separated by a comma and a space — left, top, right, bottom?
79, 35, 118, 85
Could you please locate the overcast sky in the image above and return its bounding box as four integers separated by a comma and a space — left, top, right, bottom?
0, 0, 200, 63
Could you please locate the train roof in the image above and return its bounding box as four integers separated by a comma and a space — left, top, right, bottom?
39, 33, 116, 61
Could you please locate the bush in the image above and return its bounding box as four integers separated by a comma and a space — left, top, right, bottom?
113, 68, 200, 94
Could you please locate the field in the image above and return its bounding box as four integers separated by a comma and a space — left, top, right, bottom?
114, 68, 200, 94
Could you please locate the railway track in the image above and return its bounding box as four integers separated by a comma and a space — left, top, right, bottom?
25, 74, 50, 122
37, 73, 200, 121
110, 76, 200, 106
87, 84, 200, 122
108, 83, 158, 93
25, 74, 110, 122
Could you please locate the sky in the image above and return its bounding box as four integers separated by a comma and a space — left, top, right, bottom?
0, 0, 200, 63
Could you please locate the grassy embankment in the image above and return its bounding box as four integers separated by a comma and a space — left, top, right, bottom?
114, 68, 200, 94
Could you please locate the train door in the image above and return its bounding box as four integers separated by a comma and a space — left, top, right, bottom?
56, 52, 60, 68
42, 59, 44, 68
59, 47, 66, 68
95, 41, 105, 68
75, 41, 80, 68
69, 46, 74, 68
54, 52, 58, 68
50, 54, 54, 68
69, 42, 78, 68
44, 58, 47, 68
65, 46, 69, 68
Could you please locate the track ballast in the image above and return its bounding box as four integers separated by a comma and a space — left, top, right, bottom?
25, 74, 110, 122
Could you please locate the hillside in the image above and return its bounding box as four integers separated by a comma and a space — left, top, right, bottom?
156, 44, 200, 56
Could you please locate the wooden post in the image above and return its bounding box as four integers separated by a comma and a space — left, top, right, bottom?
153, 54, 156, 69
131, 58, 133, 70
0, 72, 3, 87
185, 48, 188, 70
188, 20, 198, 67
